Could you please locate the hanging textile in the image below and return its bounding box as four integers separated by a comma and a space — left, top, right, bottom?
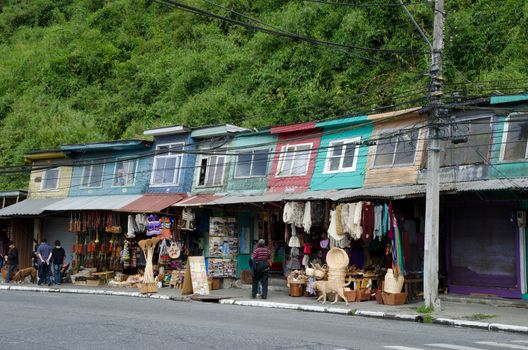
126, 215, 137, 239
339, 203, 351, 234
381, 204, 390, 236
288, 225, 301, 248
135, 214, 147, 232
302, 201, 312, 233
392, 213, 405, 274
373, 205, 383, 241
283, 202, 304, 227
335, 204, 345, 235
351, 201, 363, 240
180, 209, 196, 231
361, 202, 374, 244
160, 217, 172, 240
146, 214, 161, 236
302, 254, 310, 267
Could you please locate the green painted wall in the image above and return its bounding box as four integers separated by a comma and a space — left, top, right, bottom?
310, 117, 372, 190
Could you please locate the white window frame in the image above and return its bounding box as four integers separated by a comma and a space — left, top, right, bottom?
234, 148, 270, 179
323, 137, 361, 174
149, 142, 184, 187
276, 143, 313, 177
112, 158, 138, 187
197, 154, 226, 187
80, 161, 105, 189
40, 167, 60, 192
499, 113, 528, 162
371, 128, 419, 168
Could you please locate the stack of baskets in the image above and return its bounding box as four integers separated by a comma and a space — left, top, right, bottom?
381, 268, 407, 305
325, 248, 349, 284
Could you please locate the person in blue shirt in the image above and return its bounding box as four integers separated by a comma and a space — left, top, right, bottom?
37, 238, 53, 286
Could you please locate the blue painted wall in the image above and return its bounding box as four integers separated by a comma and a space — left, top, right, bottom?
146, 133, 196, 194
310, 116, 372, 191
226, 132, 277, 194
68, 148, 153, 197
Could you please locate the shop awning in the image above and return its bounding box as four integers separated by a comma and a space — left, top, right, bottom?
118, 193, 186, 212
0, 198, 63, 216
44, 195, 142, 211
213, 192, 286, 205
333, 184, 427, 201
285, 190, 339, 201
172, 194, 225, 207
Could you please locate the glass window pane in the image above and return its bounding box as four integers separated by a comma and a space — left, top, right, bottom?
198, 158, 207, 185
279, 147, 294, 175
114, 161, 126, 186
235, 152, 252, 177
213, 156, 225, 185
252, 150, 268, 176
394, 131, 418, 165
330, 142, 344, 157
292, 145, 310, 175
162, 157, 176, 183
328, 156, 340, 171
206, 156, 217, 185
466, 121, 490, 164
504, 119, 528, 161
90, 163, 104, 187
342, 143, 357, 168
374, 137, 396, 166
43, 168, 59, 190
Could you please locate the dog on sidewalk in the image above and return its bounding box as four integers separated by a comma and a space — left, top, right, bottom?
313, 276, 353, 305
12, 267, 37, 284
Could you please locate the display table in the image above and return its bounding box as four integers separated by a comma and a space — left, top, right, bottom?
91, 271, 115, 284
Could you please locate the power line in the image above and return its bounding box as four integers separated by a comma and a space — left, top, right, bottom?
303, 0, 431, 7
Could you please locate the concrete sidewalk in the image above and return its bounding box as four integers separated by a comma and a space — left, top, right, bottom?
1, 282, 527, 334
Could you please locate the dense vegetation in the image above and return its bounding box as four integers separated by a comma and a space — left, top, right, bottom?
0, 0, 527, 189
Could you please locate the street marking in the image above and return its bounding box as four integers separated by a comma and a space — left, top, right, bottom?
476, 342, 528, 349
512, 342, 528, 344
384, 347, 426, 350
427, 344, 486, 350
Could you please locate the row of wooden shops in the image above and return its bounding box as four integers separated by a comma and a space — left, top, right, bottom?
1, 180, 526, 300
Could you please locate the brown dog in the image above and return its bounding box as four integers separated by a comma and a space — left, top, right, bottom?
13, 267, 37, 284
313, 276, 353, 305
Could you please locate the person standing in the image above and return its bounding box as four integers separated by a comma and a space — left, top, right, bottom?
37, 238, 52, 286
5, 241, 18, 283
52, 240, 66, 285
251, 239, 271, 299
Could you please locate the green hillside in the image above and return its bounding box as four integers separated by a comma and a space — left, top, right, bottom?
0, 0, 527, 189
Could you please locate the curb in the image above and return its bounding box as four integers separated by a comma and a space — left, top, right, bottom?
3, 285, 527, 334
218, 298, 528, 335
0, 284, 190, 302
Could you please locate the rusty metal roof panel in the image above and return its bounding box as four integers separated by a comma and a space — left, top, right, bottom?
118, 193, 186, 212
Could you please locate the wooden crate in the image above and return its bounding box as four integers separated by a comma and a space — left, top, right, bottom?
356, 288, 371, 302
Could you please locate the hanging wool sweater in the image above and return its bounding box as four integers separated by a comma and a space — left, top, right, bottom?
350, 201, 363, 240
361, 202, 375, 244
335, 204, 346, 235
283, 202, 305, 227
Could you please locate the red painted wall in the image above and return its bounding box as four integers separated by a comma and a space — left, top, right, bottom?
267, 129, 321, 193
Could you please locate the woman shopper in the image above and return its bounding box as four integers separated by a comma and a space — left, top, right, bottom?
52, 240, 65, 285
5, 241, 18, 283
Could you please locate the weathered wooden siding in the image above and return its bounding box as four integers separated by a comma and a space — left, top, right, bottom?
28, 160, 72, 199
364, 111, 426, 188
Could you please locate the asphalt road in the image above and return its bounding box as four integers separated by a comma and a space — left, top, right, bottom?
0, 292, 526, 350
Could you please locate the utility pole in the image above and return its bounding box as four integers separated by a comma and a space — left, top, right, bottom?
423, 0, 445, 310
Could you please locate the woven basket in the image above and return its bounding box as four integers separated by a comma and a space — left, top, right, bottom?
327, 268, 346, 284
383, 269, 404, 294
326, 248, 349, 269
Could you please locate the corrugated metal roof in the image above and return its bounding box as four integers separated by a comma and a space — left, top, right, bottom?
214, 192, 285, 205
333, 185, 426, 201
119, 193, 186, 212
0, 198, 63, 216
270, 121, 317, 134
172, 194, 225, 207
44, 195, 142, 211
449, 178, 528, 192
285, 190, 339, 201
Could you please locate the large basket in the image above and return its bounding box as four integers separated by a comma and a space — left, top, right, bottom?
327, 268, 346, 284
326, 248, 349, 269
383, 269, 404, 294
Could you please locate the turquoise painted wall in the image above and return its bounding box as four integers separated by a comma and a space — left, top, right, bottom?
226, 132, 277, 194
489, 116, 528, 178
310, 117, 372, 191
69, 149, 153, 196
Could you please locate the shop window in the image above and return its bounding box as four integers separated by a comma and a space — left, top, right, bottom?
441, 118, 491, 166
276, 143, 312, 177
324, 138, 360, 173
81, 161, 105, 188
234, 149, 269, 178
198, 155, 226, 186
150, 143, 183, 186
41, 168, 59, 191
113, 159, 137, 187
373, 129, 419, 167
501, 114, 528, 161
